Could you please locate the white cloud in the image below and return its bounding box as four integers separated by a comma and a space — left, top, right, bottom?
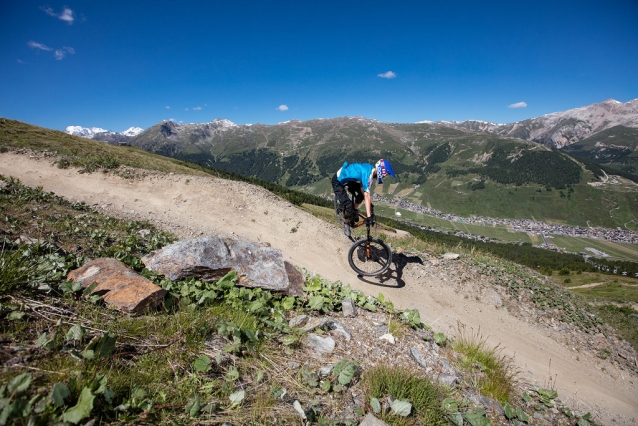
508, 101, 528, 109
377, 71, 396, 79
41, 6, 75, 24
193, 106, 202, 111
185, 108, 189, 111
28, 41, 52, 51
276, 104, 289, 111
165, 106, 170, 109
29, 41, 74, 59
54, 46, 75, 60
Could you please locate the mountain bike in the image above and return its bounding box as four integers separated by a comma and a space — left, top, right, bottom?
334, 193, 392, 277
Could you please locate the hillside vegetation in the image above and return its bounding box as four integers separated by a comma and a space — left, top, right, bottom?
122, 117, 638, 229
0, 169, 620, 426
2, 120, 638, 424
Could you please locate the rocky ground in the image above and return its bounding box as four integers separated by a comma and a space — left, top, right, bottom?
1, 149, 637, 425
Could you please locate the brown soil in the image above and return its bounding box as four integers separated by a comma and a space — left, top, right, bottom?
1, 151, 637, 425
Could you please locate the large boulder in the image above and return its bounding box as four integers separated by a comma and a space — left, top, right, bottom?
67, 258, 166, 314
142, 236, 304, 296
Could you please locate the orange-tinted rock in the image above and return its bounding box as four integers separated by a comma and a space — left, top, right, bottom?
68, 258, 166, 314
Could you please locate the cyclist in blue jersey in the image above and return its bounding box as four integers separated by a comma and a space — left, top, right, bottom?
332, 159, 396, 236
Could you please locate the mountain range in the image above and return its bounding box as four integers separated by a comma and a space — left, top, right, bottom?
66, 125, 144, 144
438, 98, 638, 148
62, 99, 638, 229
68, 98, 638, 146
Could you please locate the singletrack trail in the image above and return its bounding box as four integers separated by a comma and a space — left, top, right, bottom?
2, 152, 637, 425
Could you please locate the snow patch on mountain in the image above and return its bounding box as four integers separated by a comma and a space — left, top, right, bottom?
66, 126, 108, 137
66, 125, 145, 139
121, 127, 144, 137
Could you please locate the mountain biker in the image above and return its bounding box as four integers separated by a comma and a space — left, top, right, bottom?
332, 159, 396, 236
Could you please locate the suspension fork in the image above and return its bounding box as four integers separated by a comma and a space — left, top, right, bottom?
365, 223, 372, 259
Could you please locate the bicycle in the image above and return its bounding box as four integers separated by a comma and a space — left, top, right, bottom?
334, 193, 393, 277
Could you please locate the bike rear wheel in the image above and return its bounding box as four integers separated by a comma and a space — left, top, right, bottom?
347, 237, 392, 276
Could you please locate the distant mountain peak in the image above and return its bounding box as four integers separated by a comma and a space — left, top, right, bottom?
210, 118, 238, 129
442, 98, 638, 148
66, 125, 145, 144
121, 127, 144, 137
66, 125, 108, 137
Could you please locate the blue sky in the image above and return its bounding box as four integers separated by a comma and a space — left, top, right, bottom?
1, 0, 637, 132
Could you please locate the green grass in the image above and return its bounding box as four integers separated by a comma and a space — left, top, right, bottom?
0, 118, 212, 177
594, 305, 638, 350
450, 326, 518, 404
569, 280, 638, 304
549, 235, 638, 262
361, 366, 448, 425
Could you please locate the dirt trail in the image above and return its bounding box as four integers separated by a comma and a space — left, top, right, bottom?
1, 152, 637, 425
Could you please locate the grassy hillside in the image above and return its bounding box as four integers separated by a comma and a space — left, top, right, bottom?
0, 118, 331, 208
126, 118, 638, 229
0, 118, 212, 176
564, 125, 638, 173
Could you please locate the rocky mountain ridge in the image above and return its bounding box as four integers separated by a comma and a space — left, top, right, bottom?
443, 98, 638, 148
68, 99, 638, 150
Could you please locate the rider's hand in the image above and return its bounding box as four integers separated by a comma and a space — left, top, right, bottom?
365, 214, 376, 226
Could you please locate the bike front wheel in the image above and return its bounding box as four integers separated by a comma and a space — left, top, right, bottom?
347, 238, 392, 276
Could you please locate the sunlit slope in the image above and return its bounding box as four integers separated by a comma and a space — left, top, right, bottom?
128, 118, 638, 229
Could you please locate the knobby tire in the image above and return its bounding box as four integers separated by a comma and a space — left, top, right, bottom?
347, 237, 392, 277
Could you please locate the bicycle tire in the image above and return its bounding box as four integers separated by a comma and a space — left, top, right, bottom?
347, 237, 392, 276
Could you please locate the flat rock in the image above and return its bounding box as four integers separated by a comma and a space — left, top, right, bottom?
67, 258, 166, 314
442, 252, 460, 260
142, 236, 303, 295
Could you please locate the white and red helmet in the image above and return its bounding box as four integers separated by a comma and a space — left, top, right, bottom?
375, 159, 396, 184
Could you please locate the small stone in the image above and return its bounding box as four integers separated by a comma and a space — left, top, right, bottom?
443, 253, 460, 260
359, 413, 389, 426
376, 325, 389, 334
289, 315, 309, 328
319, 365, 334, 376
342, 298, 357, 317
379, 333, 395, 344
306, 334, 335, 356
410, 348, 428, 369
327, 320, 352, 341
299, 317, 329, 333
436, 373, 458, 386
